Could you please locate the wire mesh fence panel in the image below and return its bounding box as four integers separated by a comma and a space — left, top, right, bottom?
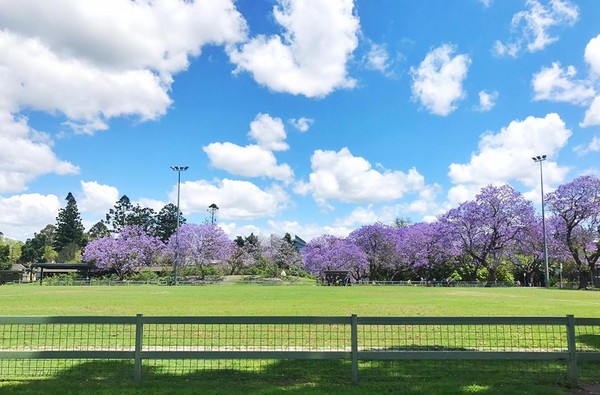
142, 318, 351, 352
0, 317, 136, 380
1, 315, 599, 383
140, 317, 352, 376
356, 318, 569, 353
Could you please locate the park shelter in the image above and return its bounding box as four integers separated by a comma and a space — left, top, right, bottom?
30, 263, 93, 284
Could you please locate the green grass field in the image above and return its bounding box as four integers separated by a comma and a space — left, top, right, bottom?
1, 283, 599, 394
1, 283, 599, 317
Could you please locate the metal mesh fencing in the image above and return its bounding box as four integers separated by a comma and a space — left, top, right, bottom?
1, 315, 599, 383
357, 317, 569, 353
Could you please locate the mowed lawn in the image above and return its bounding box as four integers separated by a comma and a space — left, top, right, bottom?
1, 284, 600, 394
0, 283, 599, 317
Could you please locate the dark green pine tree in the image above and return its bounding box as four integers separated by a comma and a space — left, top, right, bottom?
155, 203, 185, 242
104, 195, 133, 233
54, 193, 85, 255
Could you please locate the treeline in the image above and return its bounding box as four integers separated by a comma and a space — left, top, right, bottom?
303, 176, 600, 289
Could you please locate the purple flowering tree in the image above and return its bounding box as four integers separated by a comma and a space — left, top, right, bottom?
82, 225, 165, 280
167, 224, 233, 279
302, 235, 368, 280
263, 234, 303, 276
440, 184, 535, 283
348, 223, 402, 280
546, 175, 600, 288
400, 222, 455, 281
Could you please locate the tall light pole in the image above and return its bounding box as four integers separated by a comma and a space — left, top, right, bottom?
532, 155, 550, 288
170, 165, 188, 286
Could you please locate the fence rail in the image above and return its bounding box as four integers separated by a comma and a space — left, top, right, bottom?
1, 314, 599, 384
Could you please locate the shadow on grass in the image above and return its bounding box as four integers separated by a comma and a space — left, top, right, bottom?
578, 334, 600, 351
0, 359, 580, 395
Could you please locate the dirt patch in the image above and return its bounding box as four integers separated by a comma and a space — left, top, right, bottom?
572, 383, 600, 394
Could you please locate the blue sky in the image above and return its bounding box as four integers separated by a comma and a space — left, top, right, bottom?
1, 0, 599, 241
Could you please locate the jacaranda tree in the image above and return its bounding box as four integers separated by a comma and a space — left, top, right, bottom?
302, 235, 368, 280
168, 224, 233, 279
399, 222, 455, 281
82, 225, 165, 280
546, 175, 600, 288
440, 184, 535, 283
348, 223, 402, 280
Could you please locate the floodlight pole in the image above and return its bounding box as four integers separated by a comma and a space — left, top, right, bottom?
171, 165, 188, 286
532, 155, 550, 288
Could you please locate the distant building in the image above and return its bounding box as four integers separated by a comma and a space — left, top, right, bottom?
293, 235, 306, 251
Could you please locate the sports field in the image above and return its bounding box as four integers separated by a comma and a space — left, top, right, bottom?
1, 283, 599, 394
1, 283, 599, 317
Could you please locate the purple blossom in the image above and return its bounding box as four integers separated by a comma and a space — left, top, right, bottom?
167, 224, 233, 279
82, 225, 165, 280
547, 175, 600, 288
348, 223, 402, 280
302, 235, 368, 280
439, 184, 535, 282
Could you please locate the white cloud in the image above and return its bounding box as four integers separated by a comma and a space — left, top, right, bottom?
265, 220, 352, 241
364, 42, 390, 74
296, 147, 429, 206
581, 97, 600, 127
410, 44, 471, 116
478, 90, 498, 111
0, 0, 247, 134
248, 113, 289, 151
447, 113, 571, 205
585, 34, 600, 77
532, 63, 595, 104
203, 114, 294, 182
494, 0, 579, 57
289, 117, 314, 132
0, 193, 60, 240
228, 0, 359, 97
176, 179, 289, 220
203, 142, 294, 183
0, 112, 78, 194
0, 0, 247, 195
78, 181, 119, 215
479, 0, 493, 7
574, 136, 600, 156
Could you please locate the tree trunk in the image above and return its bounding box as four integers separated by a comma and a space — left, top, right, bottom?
578, 270, 589, 289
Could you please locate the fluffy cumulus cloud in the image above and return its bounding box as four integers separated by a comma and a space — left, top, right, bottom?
176, 179, 288, 220
586, 34, 600, 77
228, 0, 359, 97
478, 90, 498, 112
0, 112, 78, 194
447, 113, 571, 205
0, 0, 247, 132
0, 193, 60, 240
532, 63, 595, 104
203, 142, 294, 183
0, 0, 247, 197
364, 42, 391, 74
289, 117, 314, 132
248, 113, 289, 151
203, 114, 293, 182
574, 136, 600, 156
582, 97, 600, 127
580, 35, 600, 127
77, 181, 119, 215
295, 147, 429, 206
494, 0, 579, 57
410, 44, 471, 116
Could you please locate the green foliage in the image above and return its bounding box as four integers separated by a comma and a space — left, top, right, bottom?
87, 221, 110, 241
476, 267, 488, 282
155, 203, 185, 242
54, 192, 85, 254
43, 273, 78, 286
